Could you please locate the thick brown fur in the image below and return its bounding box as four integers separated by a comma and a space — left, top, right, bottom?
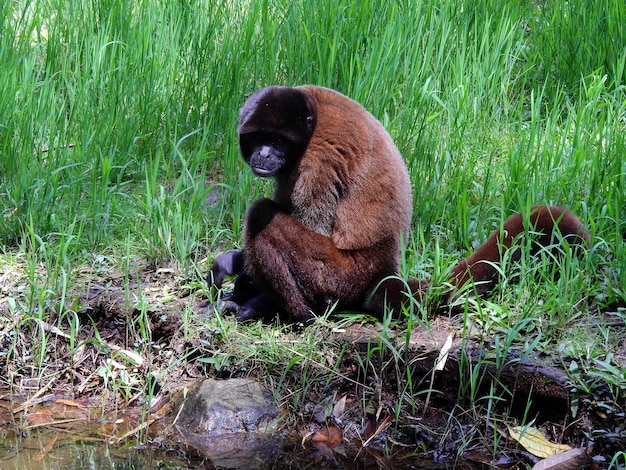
209, 85, 589, 323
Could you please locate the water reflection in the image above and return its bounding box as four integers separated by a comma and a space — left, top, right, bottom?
1, 429, 448, 469
1, 431, 192, 470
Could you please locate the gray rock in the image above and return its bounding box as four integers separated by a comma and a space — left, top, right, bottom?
169, 378, 282, 468
173, 377, 279, 434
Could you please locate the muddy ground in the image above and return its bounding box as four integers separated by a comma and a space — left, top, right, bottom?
0, 257, 624, 468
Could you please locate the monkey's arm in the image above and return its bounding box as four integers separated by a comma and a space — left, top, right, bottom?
243, 198, 395, 322
287, 146, 347, 237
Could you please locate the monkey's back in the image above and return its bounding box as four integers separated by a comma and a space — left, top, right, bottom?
295, 86, 412, 255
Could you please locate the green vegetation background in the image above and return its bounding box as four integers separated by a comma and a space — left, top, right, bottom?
1, 0, 625, 354
1, 0, 623, 266
2, 0, 624, 282
2, 0, 626, 370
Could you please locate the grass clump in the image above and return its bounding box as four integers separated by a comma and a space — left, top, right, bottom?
0, 0, 625, 464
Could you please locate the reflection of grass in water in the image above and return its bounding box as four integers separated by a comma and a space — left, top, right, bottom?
0, 431, 177, 469
0, 428, 452, 468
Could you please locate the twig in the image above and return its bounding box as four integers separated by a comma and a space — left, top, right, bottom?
112, 418, 155, 445
358, 414, 393, 454
12, 375, 57, 414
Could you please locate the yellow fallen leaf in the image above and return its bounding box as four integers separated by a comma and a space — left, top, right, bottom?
507, 425, 571, 458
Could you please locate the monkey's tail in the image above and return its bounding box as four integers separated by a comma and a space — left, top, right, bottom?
400, 205, 590, 311
371, 205, 589, 317
446, 205, 589, 297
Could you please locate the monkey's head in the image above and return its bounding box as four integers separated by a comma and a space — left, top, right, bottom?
238, 86, 316, 177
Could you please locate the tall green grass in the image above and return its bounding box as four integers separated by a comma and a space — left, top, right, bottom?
2, 0, 623, 259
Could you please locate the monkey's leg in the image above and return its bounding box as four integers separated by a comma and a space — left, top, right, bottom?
244, 199, 390, 322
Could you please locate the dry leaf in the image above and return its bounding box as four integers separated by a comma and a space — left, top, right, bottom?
531, 447, 589, 470
508, 425, 571, 458
25, 410, 54, 427
34, 434, 59, 461
109, 345, 144, 366
53, 398, 84, 408
332, 395, 347, 420
361, 413, 377, 441
32, 318, 70, 339
361, 414, 392, 448
310, 425, 343, 448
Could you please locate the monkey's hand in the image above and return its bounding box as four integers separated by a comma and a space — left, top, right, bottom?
208, 249, 245, 289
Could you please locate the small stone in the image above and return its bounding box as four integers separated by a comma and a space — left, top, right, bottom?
168, 378, 282, 467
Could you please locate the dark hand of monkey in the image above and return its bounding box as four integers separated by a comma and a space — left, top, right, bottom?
208, 249, 245, 289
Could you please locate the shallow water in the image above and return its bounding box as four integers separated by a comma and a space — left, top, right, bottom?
1, 433, 185, 470
0, 429, 449, 470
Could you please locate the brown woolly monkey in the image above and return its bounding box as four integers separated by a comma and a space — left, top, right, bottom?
209, 85, 589, 323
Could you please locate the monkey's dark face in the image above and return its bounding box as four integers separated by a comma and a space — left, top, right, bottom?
238, 86, 316, 178
240, 132, 297, 177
